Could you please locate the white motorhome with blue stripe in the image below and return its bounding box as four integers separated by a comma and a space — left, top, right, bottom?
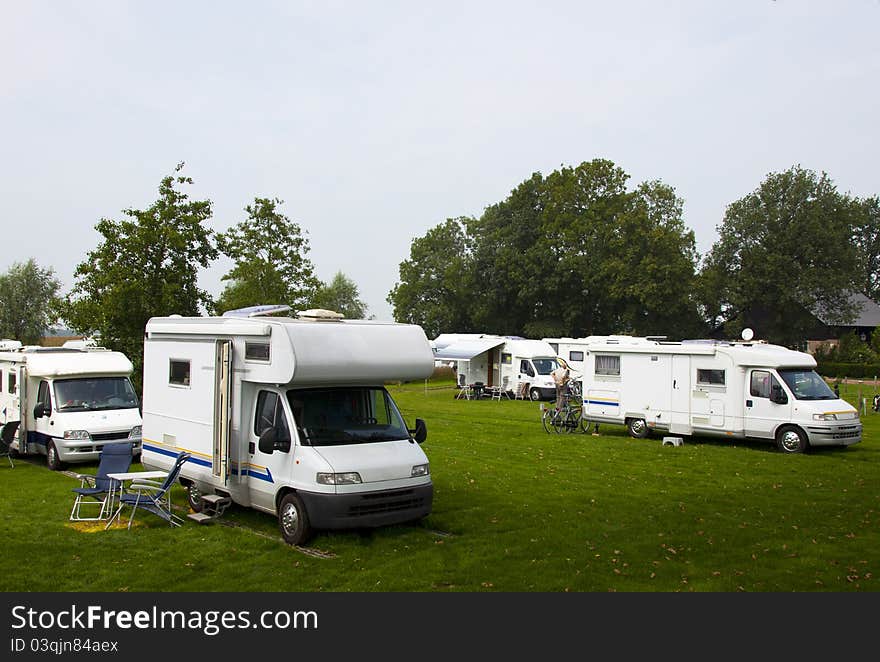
140, 307, 435, 545
0, 341, 142, 469
546, 331, 861, 454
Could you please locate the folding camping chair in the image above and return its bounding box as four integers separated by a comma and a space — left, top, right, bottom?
69, 442, 133, 520
0, 422, 17, 468
107, 451, 191, 530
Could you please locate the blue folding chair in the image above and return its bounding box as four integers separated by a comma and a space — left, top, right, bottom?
69, 442, 133, 521
108, 451, 191, 530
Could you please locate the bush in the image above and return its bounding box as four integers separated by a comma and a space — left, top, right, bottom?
817, 362, 880, 379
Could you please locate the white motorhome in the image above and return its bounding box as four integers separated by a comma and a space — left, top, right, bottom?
560, 331, 861, 453
432, 333, 560, 400
140, 308, 435, 545
0, 342, 142, 469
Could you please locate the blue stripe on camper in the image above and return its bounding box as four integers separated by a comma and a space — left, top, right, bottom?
143, 442, 274, 483
586, 399, 619, 407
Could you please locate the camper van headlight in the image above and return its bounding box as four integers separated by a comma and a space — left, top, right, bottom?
813, 413, 838, 421
128, 425, 142, 439
63, 430, 91, 440
316, 472, 362, 485
411, 463, 430, 477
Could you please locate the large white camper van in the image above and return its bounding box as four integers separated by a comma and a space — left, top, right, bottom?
432, 333, 560, 400
140, 308, 435, 545
557, 332, 861, 453
0, 342, 142, 469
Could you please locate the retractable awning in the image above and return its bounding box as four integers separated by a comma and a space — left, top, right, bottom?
432, 338, 505, 360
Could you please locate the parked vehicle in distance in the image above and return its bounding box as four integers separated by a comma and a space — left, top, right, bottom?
140, 306, 435, 545
548, 330, 861, 453
0, 340, 142, 469
432, 333, 560, 400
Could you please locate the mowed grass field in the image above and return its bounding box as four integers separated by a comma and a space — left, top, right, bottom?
1, 381, 877, 592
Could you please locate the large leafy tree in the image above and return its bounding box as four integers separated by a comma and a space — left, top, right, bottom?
852, 195, 880, 303
214, 198, 319, 315
64, 163, 218, 384
387, 218, 474, 339
0, 259, 61, 344
311, 271, 368, 319
699, 166, 860, 345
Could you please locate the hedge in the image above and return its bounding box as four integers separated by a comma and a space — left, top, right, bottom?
816, 362, 880, 379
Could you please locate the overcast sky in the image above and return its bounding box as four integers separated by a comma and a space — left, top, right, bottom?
2, 1, 878, 321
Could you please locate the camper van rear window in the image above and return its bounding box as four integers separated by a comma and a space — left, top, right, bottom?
501, 353, 512, 365
245, 342, 271, 362
697, 369, 726, 386
169, 359, 191, 387
595, 355, 620, 376
569, 351, 584, 362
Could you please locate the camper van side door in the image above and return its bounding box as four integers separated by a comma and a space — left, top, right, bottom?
249, 390, 294, 512
744, 370, 791, 439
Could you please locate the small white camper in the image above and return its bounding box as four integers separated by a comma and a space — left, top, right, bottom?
0, 343, 142, 469
140, 308, 435, 545
554, 331, 861, 453
432, 333, 560, 400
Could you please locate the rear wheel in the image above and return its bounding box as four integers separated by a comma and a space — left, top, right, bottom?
186, 483, 204, 513
776, 426, 808, 454
627, 418, 649, 439
278, 492, 312, 546
46, 441, 63, 471
541, 409, 555, 434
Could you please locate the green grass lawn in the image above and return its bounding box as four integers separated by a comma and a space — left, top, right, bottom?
1, 382, 877, 592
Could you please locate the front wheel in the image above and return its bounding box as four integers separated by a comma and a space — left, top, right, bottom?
529, 388, 542, 402
46, 441, 63, 471
278, 492, 312, 546
627, 418, 649, 439
541, 409, 555, 434
776, 426, 808, 454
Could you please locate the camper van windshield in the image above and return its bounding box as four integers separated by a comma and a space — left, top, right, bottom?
54, 377, 140, 411
287, 387, 410, 447
532, 358, 558, 375
777, 369, 837, 401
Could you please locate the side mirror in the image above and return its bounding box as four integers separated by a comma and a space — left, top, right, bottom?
770, 384, 788, 405
33, 403, 50, 419
409, 418, 427, 444
258, 427, 277, 454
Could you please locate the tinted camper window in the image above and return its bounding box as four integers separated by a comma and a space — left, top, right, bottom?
7, 371, 14, 394
697, 369, 725, 386
245, 342, 270, 362
569, 351, 584, 362
169, 359, 191, 386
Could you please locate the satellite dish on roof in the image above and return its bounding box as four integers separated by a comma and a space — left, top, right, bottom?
741, 328, 754, 341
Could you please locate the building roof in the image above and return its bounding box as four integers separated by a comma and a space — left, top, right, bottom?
813, 292, 880, 327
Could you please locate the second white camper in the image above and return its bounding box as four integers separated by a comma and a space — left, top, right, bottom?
140, 309, 435, 545
545, 333, 861, 453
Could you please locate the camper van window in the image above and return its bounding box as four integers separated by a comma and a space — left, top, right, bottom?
595, 355, 620, 376
697, 369, 726, 386
55, 377, 139, 411
750, 371, 771, 398
169, 359, 191, 387
245, 342, 271, 362
520, 360, 534, 377
0, 369, 4, 392
777, 369, 837, 401
287, 387, 409, 447
37, 380, 52, 410
254, 391, 291, 446
569, 351, 584, 362
501, 353, 512, 365
7, 371, 14, 394
532, 358, 557, 375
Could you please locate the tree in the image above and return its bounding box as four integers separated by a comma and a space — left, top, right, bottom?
214, 198, 319, 314
387, 218, 475, 338
311, 272, 368, 319
64, 163, 218, 386
0, 259, 61, 344
699, 166, 860, 345
852, 195, 880, 303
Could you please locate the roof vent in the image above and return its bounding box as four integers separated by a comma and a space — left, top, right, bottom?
297, 308, 345, 322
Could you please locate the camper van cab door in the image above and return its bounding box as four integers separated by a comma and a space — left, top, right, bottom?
744, 370, 791, 439
248, 389, 295, 512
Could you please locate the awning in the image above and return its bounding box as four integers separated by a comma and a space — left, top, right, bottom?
432, 338, 505, 361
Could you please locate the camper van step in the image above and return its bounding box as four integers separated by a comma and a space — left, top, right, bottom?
201, 494, 229, 505
200, 494, 233, 517
187, 512, 217, 524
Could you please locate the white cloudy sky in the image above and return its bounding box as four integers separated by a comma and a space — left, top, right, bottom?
2, 1, 878, 321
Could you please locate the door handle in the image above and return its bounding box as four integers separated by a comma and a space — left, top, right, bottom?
248, 442, 256, 454
746, 400, 753, 408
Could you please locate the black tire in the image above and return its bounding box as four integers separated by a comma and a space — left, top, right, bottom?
566, 409, 583, 434
541, 409, 554, 434
529, 388, 542, 401
551, 410, 567, 434
186, 483, 204, 513
627, 418, 649, 439
46, 441, 63, 471
278, 492, 312, 546
776, 426, 808, 454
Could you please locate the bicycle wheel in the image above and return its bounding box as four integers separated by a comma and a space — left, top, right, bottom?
565, 408, 583, 434
541, 408, 555, 434
551, 409, 567, 434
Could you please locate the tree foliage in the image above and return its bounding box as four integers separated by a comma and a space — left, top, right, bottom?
63, 163, 218, 384
699, 166, 860, 345
390, 161, 701, 339
852, 195, 880, 303
214, 198, 319, 315
311, 271, 368, 319
0, 259, 61, 344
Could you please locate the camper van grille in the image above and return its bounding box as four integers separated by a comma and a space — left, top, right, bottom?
831, 427, 861, 440
347, 489, 425, 517
91, 432, 131, 442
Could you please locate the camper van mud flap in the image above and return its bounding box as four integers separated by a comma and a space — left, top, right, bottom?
298, 484, 433, 529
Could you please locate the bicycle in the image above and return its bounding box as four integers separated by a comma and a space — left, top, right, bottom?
541, 381, 589, 434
